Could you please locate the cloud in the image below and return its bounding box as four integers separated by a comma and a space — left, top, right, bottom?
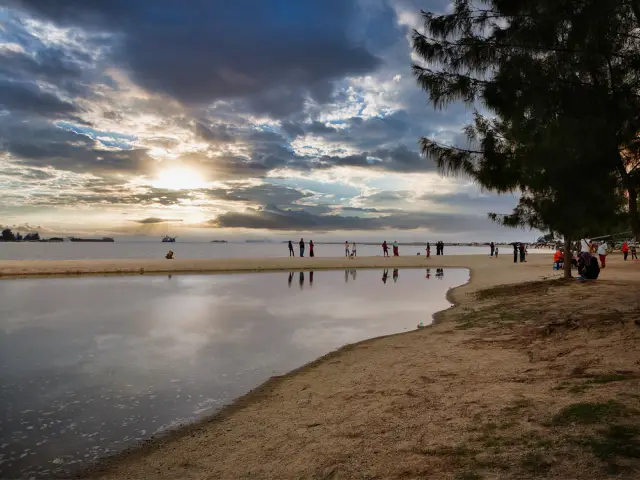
133, 217, 184, 224
208, 204, 495, 232
10, 0, 392, 117
0, 78, 78, 117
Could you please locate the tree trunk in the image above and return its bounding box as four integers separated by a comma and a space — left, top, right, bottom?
628, 185, 640, 241
563, 234, 572, 279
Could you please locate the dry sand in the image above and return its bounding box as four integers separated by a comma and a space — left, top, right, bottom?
6, 253, 639, 479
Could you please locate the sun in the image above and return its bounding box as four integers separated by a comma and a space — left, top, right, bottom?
152, 167, 206, 190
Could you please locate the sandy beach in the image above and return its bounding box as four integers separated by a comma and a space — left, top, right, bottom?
5, 253, 640, 479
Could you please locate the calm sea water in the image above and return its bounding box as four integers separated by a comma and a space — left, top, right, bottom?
0, 241, 550, 261
0, 268, 468, 478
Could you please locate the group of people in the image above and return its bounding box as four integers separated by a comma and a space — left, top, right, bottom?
381, 240, 400, 257
512, 243, 528, 263
621, 241, 638, 261
345, 241, 357, 257
489, 242, 499, 257
288, 239, 315, 257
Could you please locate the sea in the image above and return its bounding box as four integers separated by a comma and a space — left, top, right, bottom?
0, 241, 550, 261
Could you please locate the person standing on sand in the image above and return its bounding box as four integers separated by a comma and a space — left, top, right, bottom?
519, 243, 526, 262
352, 242, 357, 257
309, 240, 315, 257
441, 242, 445, 255
513, 243, 518, 263
426, 242, 431, 258
288, 240, 294, 257
299, 238, 305, 257
382, 240, 389, 257
631, 243, 637, 260
393, 240, 399, 256
622, 241, 629, 260
345, 241, 350, 257
597, 241, 608, 268
495, 246, 499, 258
490, 242, 495, 257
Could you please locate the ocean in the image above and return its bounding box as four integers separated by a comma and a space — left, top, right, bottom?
0, 241, 549, 261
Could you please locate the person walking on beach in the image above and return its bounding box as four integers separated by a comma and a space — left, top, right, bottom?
426, 242, 431, 258
519, 243, 526, 262
393, 240, 399, 256
382, 240, 389, 257
490, 242, 495, 257
288, 240, 295, 257
351, 242, 357, 257
631, 243, 638, 260
622, 241, 629, 260
597, 241, 608, 268
299, 238, 305, 257
513, 242, 518, 263
309, 240, 315, 258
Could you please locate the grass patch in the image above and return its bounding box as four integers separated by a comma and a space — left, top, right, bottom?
520, 452, 552, 473
455, 472, 483, 480
552, 401, 632, 425
589, 425, 640, 461
586, 374, 633, 384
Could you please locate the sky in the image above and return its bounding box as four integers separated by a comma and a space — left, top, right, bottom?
0, 0, 537, 242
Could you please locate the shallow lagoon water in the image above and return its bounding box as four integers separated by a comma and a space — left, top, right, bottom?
0, 268, 468, 477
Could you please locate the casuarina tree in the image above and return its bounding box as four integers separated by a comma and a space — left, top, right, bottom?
412, 0, 640, 276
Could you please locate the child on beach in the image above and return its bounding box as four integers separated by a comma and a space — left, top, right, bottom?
495, 246, 499, 258
426, 243, 431, 258
632, 244, 638, 260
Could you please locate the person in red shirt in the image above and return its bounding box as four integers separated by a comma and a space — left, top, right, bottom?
622, 241, 630, 261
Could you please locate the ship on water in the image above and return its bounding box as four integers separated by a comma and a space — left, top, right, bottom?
69, 237, 114, 242
162, 235, 176, 243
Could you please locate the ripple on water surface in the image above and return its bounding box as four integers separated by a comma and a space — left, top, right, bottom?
0, 267, 468, 477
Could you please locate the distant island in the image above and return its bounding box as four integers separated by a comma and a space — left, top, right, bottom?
210, 240, 228, 243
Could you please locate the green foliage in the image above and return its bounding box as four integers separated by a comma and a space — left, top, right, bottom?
412, 0, 640, 241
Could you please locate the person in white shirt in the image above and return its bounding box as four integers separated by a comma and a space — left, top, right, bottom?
351, 242, 357, 257
596, 241, 608, 268
344, 241, 350, 257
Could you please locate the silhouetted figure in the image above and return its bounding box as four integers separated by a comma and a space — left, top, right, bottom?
382, 269, 388, 284
165, 250, 174, 259
393, 268, 399, 283
426, 242, 431, 258
309, 271, 314, 286
519, 243, 526, 262
382, 240, 389, 257
513, 243, 518, 263
288, 272, 294, 287
490, 242, 495, 257
288, 241, 294, 256
309, 240, 315, 257
299, 238, 305, 257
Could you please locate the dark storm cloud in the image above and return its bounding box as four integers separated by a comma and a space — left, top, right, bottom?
28, 186, 190, 207
1, 116, 153, 173
194, 122, 234, 143
315, 145, 434, 172
0, 78, 78, 117
208, 204, 493, 232
10, 0, 390, 117
133, 217, 184, 224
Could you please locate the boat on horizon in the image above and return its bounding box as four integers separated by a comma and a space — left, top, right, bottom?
69, 237, 114, 242
162, 235, 176, 243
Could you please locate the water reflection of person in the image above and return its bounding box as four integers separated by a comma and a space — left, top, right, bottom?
345, 269, 349, 283
299, 271, 304, 289
382, 269, 388, 284
288, 272, 294, 288
393, 268, 398, 283
309, 271, 314, 286
351, 269, 357, 281
436, 268, 444, 279
425, 268, 431, 279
